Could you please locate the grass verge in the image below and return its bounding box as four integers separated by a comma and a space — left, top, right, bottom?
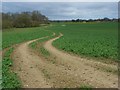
2, 47, 21, 88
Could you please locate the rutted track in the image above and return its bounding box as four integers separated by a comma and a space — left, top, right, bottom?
12, 36, 51, 88
12, 33, 118, 88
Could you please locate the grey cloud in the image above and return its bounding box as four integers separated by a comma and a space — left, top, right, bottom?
2, 2, 118, 20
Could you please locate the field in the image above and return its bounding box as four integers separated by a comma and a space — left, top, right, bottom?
51, 22, 118, 60
2, 27, 53, 49
2, 22, 118, 88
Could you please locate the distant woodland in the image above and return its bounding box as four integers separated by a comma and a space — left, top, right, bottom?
2, 11, 49, 29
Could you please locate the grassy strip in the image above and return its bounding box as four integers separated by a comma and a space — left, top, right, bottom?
29, 32, 59, 57
29, 39, 50, 57
29, 33, 60, 65
39, 47, 50, 57
2, 47, 21, 88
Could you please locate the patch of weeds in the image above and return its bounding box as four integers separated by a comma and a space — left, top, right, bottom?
39, 47, 50, 57
29, 41, 37, 49
102, 67, 118, 74
2, 47, 21, 88
42, 69, 50, 79
51, 59, 56, 64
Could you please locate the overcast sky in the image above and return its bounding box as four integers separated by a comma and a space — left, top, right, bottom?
2, 2, 118, 20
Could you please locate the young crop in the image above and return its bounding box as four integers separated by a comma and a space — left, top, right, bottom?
2, 47, 21, 88
2, 27, 53, 49
52, 22, 118, 60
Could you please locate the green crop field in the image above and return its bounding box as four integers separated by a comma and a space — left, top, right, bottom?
51, 22, 118, 60
2, 26, 53, 49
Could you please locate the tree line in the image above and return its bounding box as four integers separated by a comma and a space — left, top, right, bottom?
51, 18, 118, 22
2, 11, 49, 29
71, 18, 118, 22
